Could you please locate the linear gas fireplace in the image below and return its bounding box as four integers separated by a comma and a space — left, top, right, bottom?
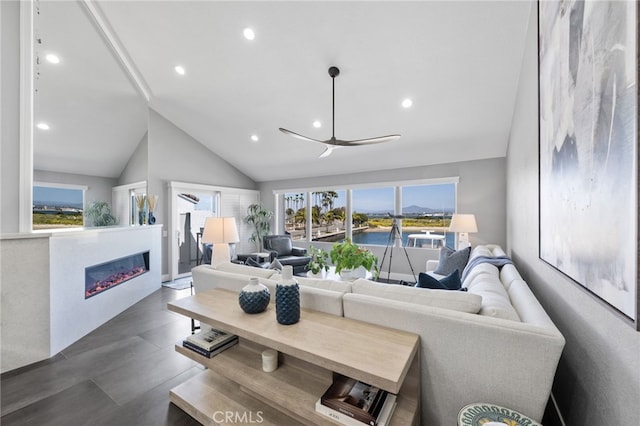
85, 251, 150, 299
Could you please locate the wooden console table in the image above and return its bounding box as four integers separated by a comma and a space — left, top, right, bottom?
168, 288, 420, 425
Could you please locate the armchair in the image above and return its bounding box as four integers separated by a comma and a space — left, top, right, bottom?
262, 235, 311, 274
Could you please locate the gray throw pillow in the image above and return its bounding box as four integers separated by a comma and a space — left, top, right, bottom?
433, 246, 471, 276
269, 258, 283, 271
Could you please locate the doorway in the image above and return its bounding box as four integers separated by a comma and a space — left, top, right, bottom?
168, 183, 219, 281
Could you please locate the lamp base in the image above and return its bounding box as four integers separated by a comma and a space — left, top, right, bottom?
456, 233, 470, 250
211, 243, 231, 266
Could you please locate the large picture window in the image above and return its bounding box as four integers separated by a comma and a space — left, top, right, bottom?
277, 179, 457, 247
33, 184, 85, 230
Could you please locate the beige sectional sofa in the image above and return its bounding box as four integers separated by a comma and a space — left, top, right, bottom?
190, 245, 565, 426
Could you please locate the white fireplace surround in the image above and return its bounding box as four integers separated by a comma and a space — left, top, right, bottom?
0, 225, 161, 372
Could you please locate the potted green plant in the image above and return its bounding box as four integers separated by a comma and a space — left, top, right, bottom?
244, 203, 273, 251
329, 239, 379, 280
84, 201, 117, 227
306, 246, 330, 277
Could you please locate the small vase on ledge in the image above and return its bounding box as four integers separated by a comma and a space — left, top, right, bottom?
276, 265, 300, 325
239, 277, 270, 314
138, 211, 145, 226
148, 211, 156, 225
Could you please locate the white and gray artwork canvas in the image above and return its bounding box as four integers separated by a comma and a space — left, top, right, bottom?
539, 0, 637, 320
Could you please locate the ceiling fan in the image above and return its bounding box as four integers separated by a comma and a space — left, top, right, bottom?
279, 66, 401, 158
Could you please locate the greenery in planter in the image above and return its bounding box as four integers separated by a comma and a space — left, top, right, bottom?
306, 246, 330, 275
329, 239, 379, 279
84, 201, 117, 227
244, 203, 273, 251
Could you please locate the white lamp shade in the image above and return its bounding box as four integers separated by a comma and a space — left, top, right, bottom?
201, 217, 240, 244
448, 214, 478, 233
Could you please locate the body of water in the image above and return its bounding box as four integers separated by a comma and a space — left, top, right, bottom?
352, 231, 455, 248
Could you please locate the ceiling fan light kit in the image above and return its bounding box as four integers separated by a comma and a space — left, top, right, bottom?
279, 66, 401, 158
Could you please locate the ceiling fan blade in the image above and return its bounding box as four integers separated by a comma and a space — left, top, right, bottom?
336, 134, 402, 146
319, 145, 333, 158
279, 128, 323, 143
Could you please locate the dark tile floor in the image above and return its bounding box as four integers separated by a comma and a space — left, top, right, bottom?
0, 287, 202, 426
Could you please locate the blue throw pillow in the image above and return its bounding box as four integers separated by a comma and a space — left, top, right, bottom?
416, 270, 462, 290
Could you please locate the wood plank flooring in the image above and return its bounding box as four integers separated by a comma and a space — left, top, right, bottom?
0, 287, 202, 426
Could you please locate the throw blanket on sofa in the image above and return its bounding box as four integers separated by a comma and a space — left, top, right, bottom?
461, 255, 513, 283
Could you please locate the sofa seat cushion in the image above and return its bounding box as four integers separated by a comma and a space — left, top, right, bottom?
352, 278, 482, 314
214, 261, 277, 279
466, 278, 521, 321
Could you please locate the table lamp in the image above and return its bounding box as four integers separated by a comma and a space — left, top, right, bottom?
448, 214, 477, 249
202, 217, 240, 265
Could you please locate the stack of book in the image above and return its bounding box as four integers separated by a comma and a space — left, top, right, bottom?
182, 328, 238, 358
315, 373, 397, 426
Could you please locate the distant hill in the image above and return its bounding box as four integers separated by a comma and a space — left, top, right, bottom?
33, 200, 84, 210
402, 204, 440, 214
358, 205, 452, 215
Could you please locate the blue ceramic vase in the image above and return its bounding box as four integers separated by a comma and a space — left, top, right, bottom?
276, 265, 300, 325
239, 278, 270, 314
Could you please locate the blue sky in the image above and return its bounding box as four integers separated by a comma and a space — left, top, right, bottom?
287, 183, 455, 212
33, 186, 83, 206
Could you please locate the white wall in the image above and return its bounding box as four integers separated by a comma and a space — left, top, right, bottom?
1, 1, 21, 234
147, 108, 257, 276
506, 5, 640, 424
0, 235, 51, 373
118, 131, 148, 186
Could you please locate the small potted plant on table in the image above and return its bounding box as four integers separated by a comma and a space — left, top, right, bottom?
306, 246, 330, 278
330, 239, 379, 280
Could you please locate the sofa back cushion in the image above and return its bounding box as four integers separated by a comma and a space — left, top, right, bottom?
466, 278, 520, 321
500, 264, 523, 291
352, 279, 482, 314
508, 279, 556, 328
270, 274, 353, 293
214, 261, 277, 279
192, 266, 344, 316
264, 235, 293, 256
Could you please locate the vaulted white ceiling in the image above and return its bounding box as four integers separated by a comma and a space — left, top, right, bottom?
34, 1, 533, 182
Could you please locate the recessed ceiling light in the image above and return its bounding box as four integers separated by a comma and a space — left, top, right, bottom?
45, 54, 60, 64
243, 28, 255, 41
174, 65, 186, 75
402, 98, 413, 108
36, 122, 50, 130
251, 134, 259, 142
312, 120, 322, 128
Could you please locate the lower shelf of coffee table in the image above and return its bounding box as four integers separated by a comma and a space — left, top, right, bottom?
171, 341, 419, 426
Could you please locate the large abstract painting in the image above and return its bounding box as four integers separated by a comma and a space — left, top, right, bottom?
539, 0, 638, 327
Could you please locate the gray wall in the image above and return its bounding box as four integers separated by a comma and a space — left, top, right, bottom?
147, 108, 257, 276
259, 157, 507, 248
118, 131, 148, 186
506, 5, 640, 424
1, 1, 21, 234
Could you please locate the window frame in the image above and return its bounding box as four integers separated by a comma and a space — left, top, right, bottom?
274, 177, 459, 244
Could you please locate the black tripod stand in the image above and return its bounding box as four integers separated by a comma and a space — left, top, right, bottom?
379, 216, 416, 283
